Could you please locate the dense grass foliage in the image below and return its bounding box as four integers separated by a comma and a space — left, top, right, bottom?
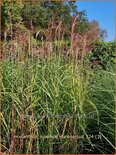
2, 51, 115, 153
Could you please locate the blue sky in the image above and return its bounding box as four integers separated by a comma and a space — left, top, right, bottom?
76, 0, 115, 42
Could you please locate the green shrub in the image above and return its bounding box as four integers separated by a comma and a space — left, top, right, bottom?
90, 41, 115, 70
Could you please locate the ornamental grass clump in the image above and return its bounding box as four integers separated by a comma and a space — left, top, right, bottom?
1, 15, 115, 154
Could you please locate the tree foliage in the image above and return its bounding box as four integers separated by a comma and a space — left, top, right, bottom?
2, 0, 23, 28
1, 0, 107, 41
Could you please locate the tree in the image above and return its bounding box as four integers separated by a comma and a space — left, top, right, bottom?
1, 0, 23, 40
22, 2, 46, 30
